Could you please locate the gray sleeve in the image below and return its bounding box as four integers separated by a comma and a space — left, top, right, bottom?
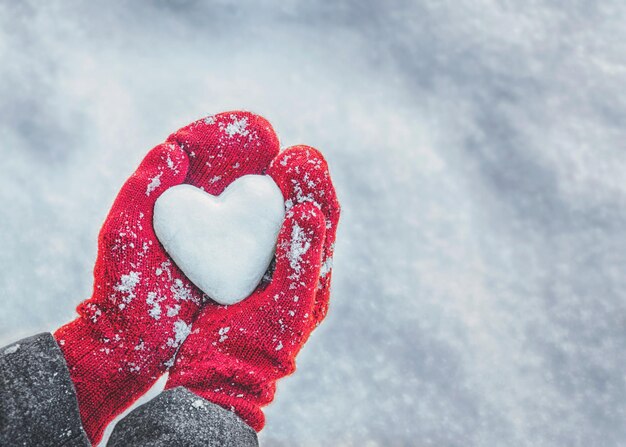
0, 332, 90, 447
107, 387, 258, 447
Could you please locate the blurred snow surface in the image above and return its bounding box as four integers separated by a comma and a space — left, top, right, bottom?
1, 2, 626, 446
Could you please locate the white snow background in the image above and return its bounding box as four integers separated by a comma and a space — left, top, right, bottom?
1, 2, 626, 446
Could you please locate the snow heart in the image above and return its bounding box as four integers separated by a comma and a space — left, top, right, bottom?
153, 175, 285, 305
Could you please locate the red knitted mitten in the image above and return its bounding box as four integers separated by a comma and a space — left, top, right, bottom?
267, 146, 340, 324
54, 111, 279, 444
165, 146, 340, 431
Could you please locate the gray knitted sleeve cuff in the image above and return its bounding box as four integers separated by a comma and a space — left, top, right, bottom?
107, 386, 259, 447
0, 332, 90, 447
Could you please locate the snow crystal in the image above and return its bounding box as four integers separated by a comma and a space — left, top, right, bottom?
290, 179, 316, 207
223, 116, 249, 137
287, 223, 311, 278
218, 326, 230, 342
320, 255, 333, 278
164, 355, 176, 369
279, 154, 291, 167
166, 304, 180, 317
171, 278, 196, 303
155, 260, 172, 280
86, 303, 102, 323
146, 173, 162, 196
4, 343, 19, 355
146, 291, 163, 320
303, 173, 316, 189
275, 341, 283, 351
114, 271, 141, 303
166, 320, 192, 348
192, 399, 205, 409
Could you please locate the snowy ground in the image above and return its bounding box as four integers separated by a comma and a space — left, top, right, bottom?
2, 2, 626, 446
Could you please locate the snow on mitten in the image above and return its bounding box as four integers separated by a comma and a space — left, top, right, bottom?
165, 146, 340, 431
54, 111, 279, 445
267, 146, 340, 324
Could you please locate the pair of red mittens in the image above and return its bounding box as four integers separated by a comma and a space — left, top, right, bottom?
54, 112, 340, 444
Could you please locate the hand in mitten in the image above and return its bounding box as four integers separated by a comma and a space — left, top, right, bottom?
54, 111, 279, 444
165, 146, 340, 431
267, 146, 340, 324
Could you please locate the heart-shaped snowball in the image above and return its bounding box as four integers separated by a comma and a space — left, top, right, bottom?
153, 175, 285, 305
